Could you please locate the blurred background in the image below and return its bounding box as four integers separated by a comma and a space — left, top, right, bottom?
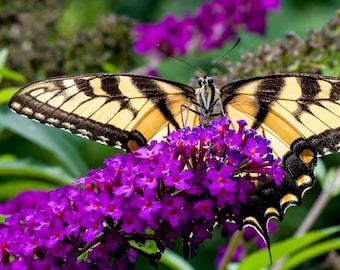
0, 1, 340, 269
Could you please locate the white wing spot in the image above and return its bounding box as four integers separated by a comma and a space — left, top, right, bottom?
97, 135, 110, 143
77, 129, 92, 137
34, 112, 46, 120
47, 118, 61, 125
10, 101, 22, 110
61, 122, 76, 130
22, 107, 34, 115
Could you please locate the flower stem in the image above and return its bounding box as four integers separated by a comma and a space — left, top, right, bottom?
217, 230, 243, 270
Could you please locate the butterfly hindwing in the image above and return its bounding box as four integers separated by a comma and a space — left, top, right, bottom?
242, 138, 318, 248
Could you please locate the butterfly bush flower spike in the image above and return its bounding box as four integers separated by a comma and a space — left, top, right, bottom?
0, 118, 283, 268
134, 0, 280, 57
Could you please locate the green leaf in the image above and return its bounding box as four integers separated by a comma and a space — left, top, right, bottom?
1, 106, 87, 177
0, 154, 16, 162
0, 67, 27, 84
130, 240, 194, 270
322, 167, 340, 196
0, 159, 74, 184
315, 158, 327, 180
0, 159, 74, 200
0, 87, 18, 104
0, 215, 6, 223
0, 48, 9, 68
160, 249, 195, 270
101, 62, 119, 73
280, 237, 340, 270
0, 179, 57, 201
238, 225, 340, 270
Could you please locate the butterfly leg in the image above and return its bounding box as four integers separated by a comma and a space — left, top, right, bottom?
217, 96, 226, 117
180, 98, 192, 126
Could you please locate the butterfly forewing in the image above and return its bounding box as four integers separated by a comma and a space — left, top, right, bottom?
10, 74, 198, 149
221, 74, 340, 158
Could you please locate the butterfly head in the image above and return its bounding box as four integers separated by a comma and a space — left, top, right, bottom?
195, 76, 223, 126
196, 76, 217, 105
197, 76, 214, 88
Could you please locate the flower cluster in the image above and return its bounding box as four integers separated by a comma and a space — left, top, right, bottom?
134, 0, 280, 58
0, 118, 283, 268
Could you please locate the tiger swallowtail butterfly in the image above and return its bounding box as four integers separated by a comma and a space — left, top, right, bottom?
9, 73, 340, 249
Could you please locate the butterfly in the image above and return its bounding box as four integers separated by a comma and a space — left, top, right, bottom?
9, 73, 340, 248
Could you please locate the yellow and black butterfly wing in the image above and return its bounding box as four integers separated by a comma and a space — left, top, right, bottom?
9, 74, 199, 151
221, 73, 340, 244
221, 73, 340, 158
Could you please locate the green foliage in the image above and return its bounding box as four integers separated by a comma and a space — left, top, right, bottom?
0, 158, 72, 198
57, 1, 112, 34
0, 1, 340, 269
0, 113, 118, 201
133, 242, 195, 270
212, 10, 340, 84
0, 1, 136, 84
239, 225, 340, 270
0, 48, 27, 86
0, 87, 17, 104
2, 107, 87, 176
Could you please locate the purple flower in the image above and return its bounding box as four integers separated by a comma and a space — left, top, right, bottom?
194, 0, 237, 50
163, 160, 193, 190
206, 166, 239, 207
133, 0, 280, 58
244, 136, 269, 162
79, 211, 105, 242
0, 190, 49, 215
121, 208, 146, 234
134, 189, 162, 223
160, 195, 188, 228
193, 199, 215, 220
134, 14, 193, 57
215, 244, 245, 265
0, 117, 283, 268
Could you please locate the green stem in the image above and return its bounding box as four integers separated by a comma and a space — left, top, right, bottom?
217, 230, 243, 270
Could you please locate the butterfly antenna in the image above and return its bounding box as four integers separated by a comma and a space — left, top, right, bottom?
157, 44, 205, 76
212, 37, 241, 66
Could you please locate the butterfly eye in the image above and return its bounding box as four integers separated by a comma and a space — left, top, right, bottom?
207, 77, 214, 87
198, 77, 203, 86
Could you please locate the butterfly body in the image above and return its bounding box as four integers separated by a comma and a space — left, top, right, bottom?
9, 72, 340, 246
194, 76, 223, 126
